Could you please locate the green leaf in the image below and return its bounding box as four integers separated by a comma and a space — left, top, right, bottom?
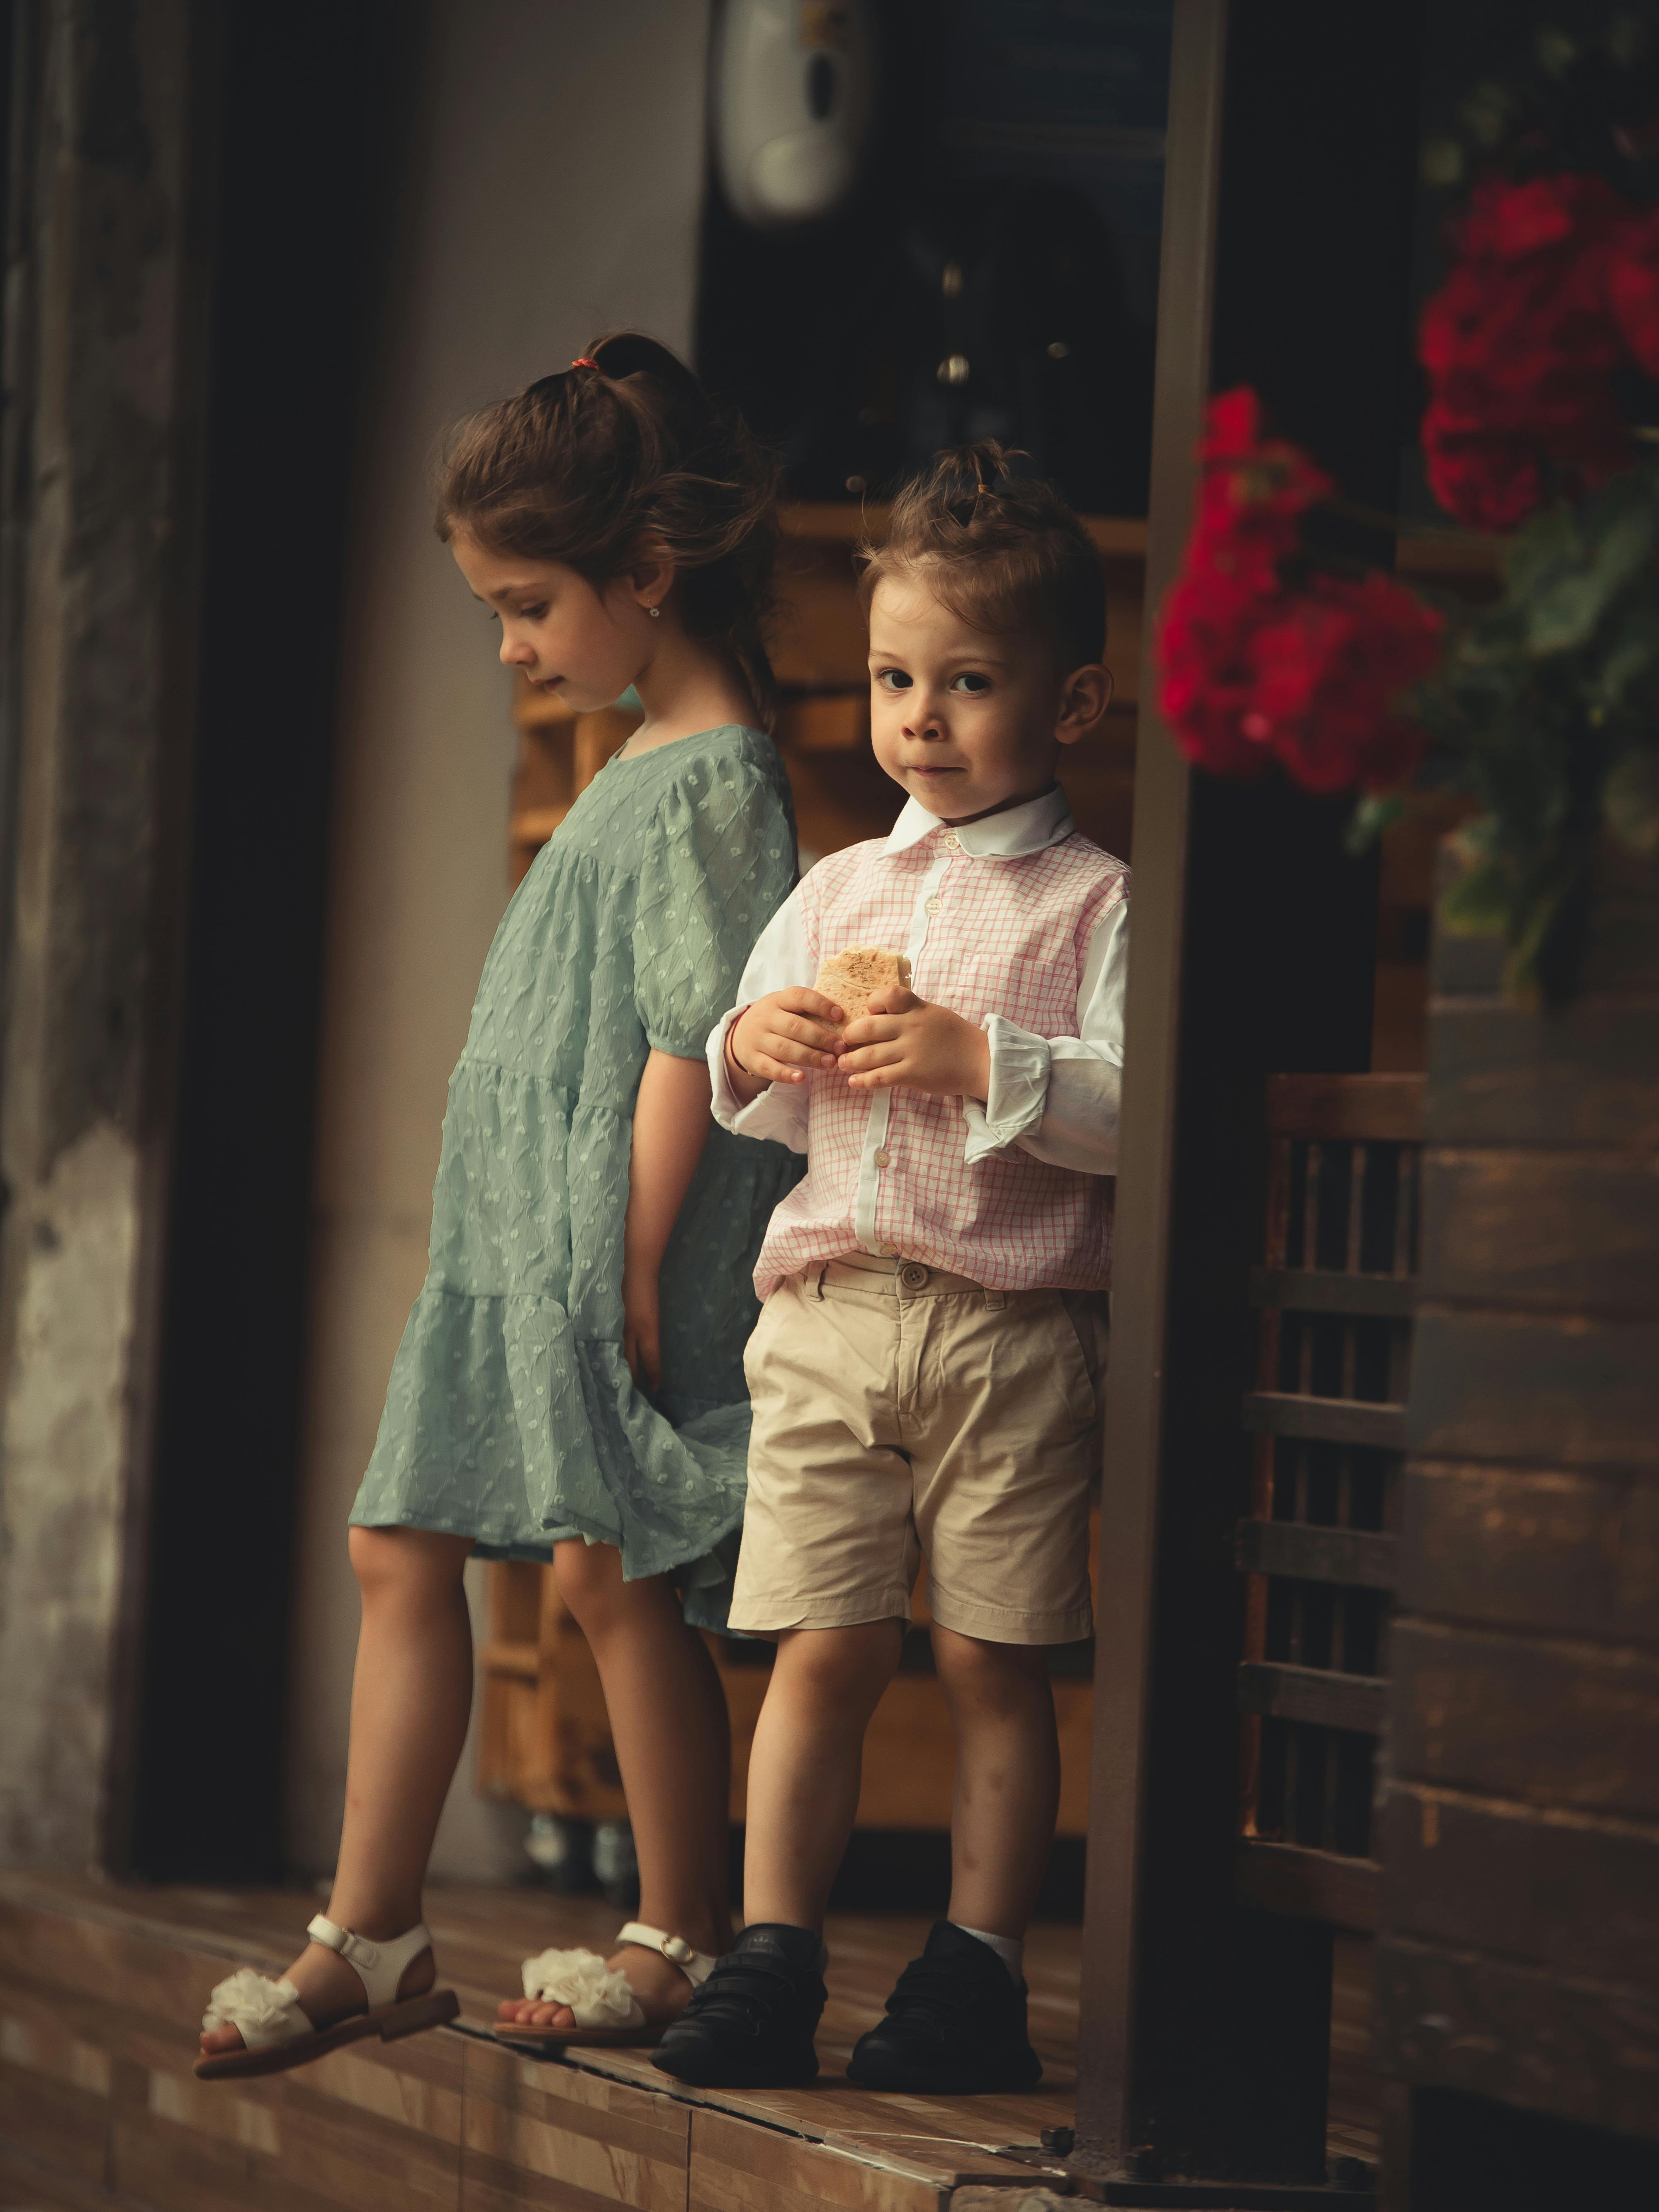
1345, 792, 1406, 852
1522, 500, 1656, 657
1504, 500, 1579, 602
1603, 747, 1659, 856
1439, 852, 1511, 936
1420, 136, 1465, 185
1502, 871, 1572, 1001
1584, 625, 1659, 712
1461, 80, 1515, 147
1608, 13, 1651, 68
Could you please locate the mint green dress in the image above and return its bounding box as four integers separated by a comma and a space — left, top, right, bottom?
350, 725, 801, 1626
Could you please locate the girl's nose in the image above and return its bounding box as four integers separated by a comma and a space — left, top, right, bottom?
500, 631, 534, 669
902, 698, 942, 739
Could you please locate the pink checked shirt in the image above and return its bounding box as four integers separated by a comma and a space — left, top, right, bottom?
707, 787, 1130, 1297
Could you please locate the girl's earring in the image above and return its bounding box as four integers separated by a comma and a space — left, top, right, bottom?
648, 605, 661, 620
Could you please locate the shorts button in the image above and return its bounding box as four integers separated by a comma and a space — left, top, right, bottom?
925, 897, 942, 915
899, 1262, 929, 1291
873, 1147, 890, 1167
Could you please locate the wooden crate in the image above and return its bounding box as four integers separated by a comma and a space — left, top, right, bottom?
479, 1532, 1100, 1836
1372, 842, 1659, 2167
1235, 1072, 1425, 1934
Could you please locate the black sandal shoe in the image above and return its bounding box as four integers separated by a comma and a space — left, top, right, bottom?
846, 1920, 1042, 2094
652, 1922, 826, 2088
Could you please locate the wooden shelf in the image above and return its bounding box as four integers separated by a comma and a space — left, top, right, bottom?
784, 503, 1496, 578
509, 804, 570, 847
781, 499, 1151, 561
1265, 1070, 1426, 1143
1396, 528, 1503, 580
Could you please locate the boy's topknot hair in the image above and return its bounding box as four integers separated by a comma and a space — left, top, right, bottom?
856, 442, 1106, 674
434, 331, 781, 730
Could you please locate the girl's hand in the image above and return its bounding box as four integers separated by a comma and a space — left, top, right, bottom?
727, 988, 846, 1098
839, 986, 992, 1101
622, 1259, 662, 1392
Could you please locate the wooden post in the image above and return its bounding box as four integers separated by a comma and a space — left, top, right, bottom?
1074, 0, 1428, 2186
1073, 0, 1227, 2176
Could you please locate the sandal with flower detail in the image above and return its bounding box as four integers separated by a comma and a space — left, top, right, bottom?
195, 1913, 459, 2081
493, 1921, 716, 2048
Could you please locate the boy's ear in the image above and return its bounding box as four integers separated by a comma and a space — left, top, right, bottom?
1055, 664, 1114, 747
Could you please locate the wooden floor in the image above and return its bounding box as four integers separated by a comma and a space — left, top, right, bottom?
0, 1872, 1378, 2210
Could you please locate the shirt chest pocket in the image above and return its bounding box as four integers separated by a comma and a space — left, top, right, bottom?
944, 954, 1078, 1036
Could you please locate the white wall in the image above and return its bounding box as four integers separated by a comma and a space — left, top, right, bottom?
287, 0, 713, 1881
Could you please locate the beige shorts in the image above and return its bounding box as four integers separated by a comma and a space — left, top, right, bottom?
730, 1251, 1106, 1645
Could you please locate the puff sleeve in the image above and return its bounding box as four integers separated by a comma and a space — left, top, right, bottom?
632, 752, 797, 1059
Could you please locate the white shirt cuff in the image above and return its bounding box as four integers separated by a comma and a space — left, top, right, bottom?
963, 1013, 1052, 1163
706, 1006, 811, 1150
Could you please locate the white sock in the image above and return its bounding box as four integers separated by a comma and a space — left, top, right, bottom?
952, 1922, 1024, 1983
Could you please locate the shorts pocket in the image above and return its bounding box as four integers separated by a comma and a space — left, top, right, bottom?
742, 1282, 789, 1387
1056, 1292, 1108, 1424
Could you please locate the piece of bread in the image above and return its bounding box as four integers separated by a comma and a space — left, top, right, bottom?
815, 946, 912, 1027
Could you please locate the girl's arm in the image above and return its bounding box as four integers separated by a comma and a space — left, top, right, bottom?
623, 1049, 713, 1390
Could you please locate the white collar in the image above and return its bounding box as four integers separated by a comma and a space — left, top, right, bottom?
885, 784, 1075, 859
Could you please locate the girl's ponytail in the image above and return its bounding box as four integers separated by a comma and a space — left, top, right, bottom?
436, 335, 781, 732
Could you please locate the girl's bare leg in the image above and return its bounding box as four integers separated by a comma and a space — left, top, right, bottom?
742, 1621, 905, 1932
199, 1526, 474, 2057
501, 1540, 737, 2029
931, 1626, 1059, 1939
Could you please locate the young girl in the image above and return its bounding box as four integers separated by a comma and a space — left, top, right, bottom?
197, 334, 800, 2078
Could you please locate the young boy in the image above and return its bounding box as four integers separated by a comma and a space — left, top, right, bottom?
654, 447, 1128, 2095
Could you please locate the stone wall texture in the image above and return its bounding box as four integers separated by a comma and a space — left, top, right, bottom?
0, 0, 204, 1866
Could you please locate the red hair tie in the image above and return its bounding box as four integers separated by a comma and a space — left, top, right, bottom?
571, 356, 598, 369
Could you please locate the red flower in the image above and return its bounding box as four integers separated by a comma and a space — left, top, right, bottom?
1418, 173, 1652, 531
1244, 575, 1444, 794
1418, 398, 1559, 535
1195, 387, 1331, 577
1608, 204, 1659, 377
1160, 575, 1275, 780
1158, 394, 1444, 796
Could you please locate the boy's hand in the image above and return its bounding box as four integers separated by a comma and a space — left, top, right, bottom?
728, 988, 846, 1095
839, 986, 992, 1101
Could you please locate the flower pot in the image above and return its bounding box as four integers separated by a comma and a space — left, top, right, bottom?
1374, 835, 1659, 2153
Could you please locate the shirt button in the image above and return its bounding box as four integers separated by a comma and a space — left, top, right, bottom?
880, 1243, 897, 1256
925, 896, 942, 915
873, 1148, 890, 1167
943, 832, 961, 849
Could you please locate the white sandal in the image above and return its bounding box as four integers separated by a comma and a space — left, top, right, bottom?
195, 1913, 459, 2081
494, 1920, 716, 2048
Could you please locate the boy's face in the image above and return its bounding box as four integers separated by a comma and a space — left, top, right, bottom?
866, 574, 1109, 825
451, 532, 653, 713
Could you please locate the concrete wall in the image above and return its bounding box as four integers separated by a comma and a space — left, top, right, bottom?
0, 0, 205, 1869
286, 0, 713, 1881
